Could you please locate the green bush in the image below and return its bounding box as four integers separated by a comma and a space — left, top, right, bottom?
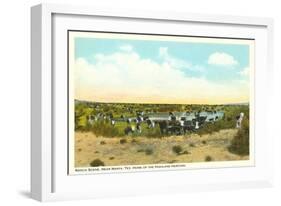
228, 117, 249, 156
120, 138, 127, 144
145, 127, 163, 138
189, 143, 195, 147
90, 159, 105, 167
145, 148, 153, 155
91, 121, 120, 137
131, 126, 163, 138
202, 140, 207, 144
100, 141, 106, 145
172, 145, 183, 155
196, 119, 234, 136
131, 139, 138, 143
205, 155, 212, 162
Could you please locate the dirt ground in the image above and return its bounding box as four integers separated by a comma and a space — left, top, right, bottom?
74, 129, 249, 167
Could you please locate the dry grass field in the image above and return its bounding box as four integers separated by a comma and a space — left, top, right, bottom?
75, 129, 249, 167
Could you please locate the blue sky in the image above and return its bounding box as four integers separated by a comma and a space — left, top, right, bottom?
73, 35, 252, 104
75, 37, 249, 83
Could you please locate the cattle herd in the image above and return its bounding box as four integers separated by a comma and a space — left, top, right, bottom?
87, 110, 228, 136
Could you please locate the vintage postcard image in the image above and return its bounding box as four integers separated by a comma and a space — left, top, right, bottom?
68, 31, 254, 175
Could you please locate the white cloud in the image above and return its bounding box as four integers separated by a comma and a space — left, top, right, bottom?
239, 67, 250, 77
119, 44, 133, 52
208, 52, 238, 66
75, 49, 248, 104
158, 47, 200, 71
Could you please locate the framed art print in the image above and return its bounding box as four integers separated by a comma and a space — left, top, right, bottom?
31, 3, 274, 201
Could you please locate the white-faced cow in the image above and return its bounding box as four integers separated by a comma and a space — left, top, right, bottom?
111, 119, 115, 126
127, 118, 132, 124
195, 121, 199, 129
136, 122, 142, 133
87, 115, 94, 125
236, 112, 244, 128
147, 119, 155, 128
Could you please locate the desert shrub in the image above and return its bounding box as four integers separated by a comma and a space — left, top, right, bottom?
137, 149, 145, 152
143, 127, 163, 138
76, 120, 92, 132
127, 125, 162, 138
77, 148, 82, 152
202, 140, 207, 144
196, 123, 215, 135
172, 145, 183, 155
145, 148, 154, 155
189, 143, 195, 147
100, 141, 106, 145
227, 117, 232, 121
74, 103, 97, 131
228, 117, 249, 156
120, 138, 127, 144
131, 139, 137, 143
196, 119, 234, 136
91, 121, 120, 137
90, 159, 105, 167
205, 155, 212, 162
182, 150, 189, 155
109, 157, 115, 160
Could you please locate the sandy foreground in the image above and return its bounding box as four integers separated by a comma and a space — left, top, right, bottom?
75, 129, 249, 167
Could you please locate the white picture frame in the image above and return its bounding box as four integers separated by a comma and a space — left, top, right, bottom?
31, 3, 274, 202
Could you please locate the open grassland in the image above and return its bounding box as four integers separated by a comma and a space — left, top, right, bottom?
74, 101, 250, 167
75, 128, 249, 167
